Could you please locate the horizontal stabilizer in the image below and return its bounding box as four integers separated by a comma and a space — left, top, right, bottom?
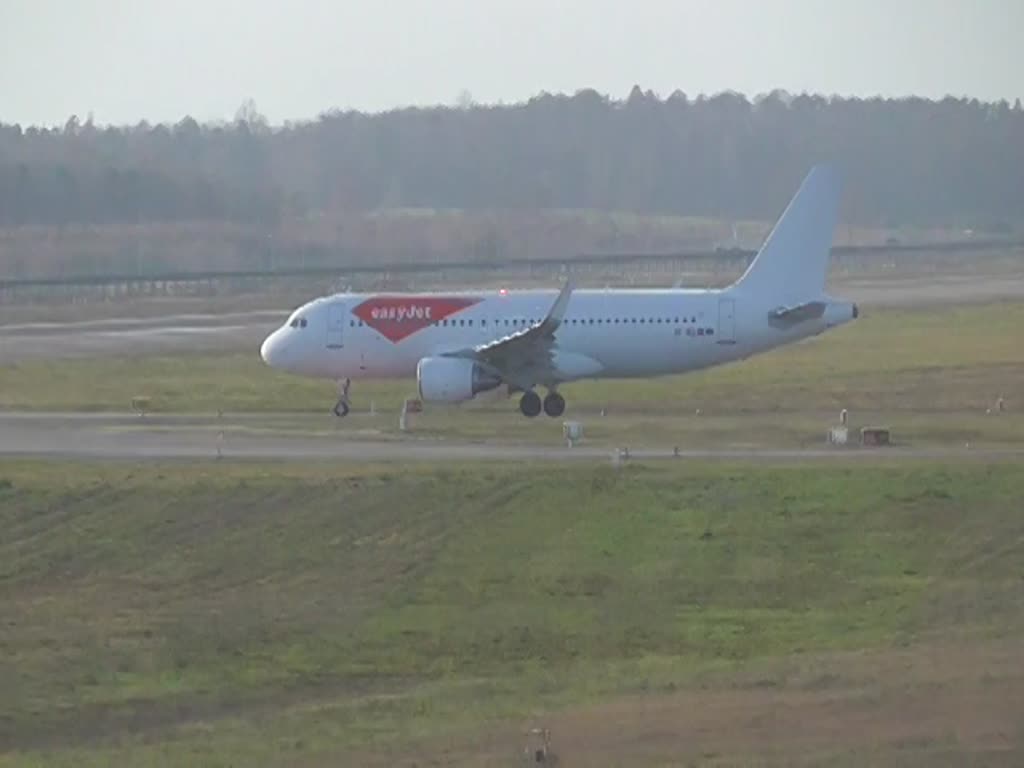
768, 301, 827, 326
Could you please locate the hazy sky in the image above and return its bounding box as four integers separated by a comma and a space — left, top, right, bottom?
2, 0, 1021, 126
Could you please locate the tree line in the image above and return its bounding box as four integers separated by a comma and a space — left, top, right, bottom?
1, 88, 1023, 231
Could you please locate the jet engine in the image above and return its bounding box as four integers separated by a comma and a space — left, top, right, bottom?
416, 356, 501, 403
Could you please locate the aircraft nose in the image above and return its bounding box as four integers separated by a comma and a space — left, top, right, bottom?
260, 331, 281, 367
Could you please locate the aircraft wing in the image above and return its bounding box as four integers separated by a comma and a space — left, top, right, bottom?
768, 300, 827, 326
444, 280, 572, 390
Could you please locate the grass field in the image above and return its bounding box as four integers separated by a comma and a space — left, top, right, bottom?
2, 459, 1023, 766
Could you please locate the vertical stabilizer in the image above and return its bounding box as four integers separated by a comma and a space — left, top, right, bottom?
732, 165, 842, 303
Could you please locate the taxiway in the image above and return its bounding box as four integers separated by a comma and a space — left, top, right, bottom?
0, 412, 1019, 464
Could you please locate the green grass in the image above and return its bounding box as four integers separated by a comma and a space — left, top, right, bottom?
1, 302, 1021, 419
1, 459, 1023, 765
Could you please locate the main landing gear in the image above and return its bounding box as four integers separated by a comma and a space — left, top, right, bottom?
333, 378, 351, 418
519, 390, 566, 418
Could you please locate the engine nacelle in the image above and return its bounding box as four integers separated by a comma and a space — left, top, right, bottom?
416, 356, 501, 403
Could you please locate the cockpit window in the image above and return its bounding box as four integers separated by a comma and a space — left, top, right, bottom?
288, 317, 308, 329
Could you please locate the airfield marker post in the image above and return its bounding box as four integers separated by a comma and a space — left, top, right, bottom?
400, 397, 423, 432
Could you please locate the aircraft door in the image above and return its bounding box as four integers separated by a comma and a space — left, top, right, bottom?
326, 303, 346, 349
717, 298, 736, 344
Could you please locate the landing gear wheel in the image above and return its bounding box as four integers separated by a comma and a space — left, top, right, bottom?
333, 378, 352, 418
519, 390, 542, 418
543, 391, 566, 418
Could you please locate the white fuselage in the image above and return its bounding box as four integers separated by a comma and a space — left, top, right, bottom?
259, 286, 857, 385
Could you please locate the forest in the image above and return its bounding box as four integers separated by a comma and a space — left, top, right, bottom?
1, 88, 1022, 277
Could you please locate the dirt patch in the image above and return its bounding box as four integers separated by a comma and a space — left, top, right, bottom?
354, 636, 1024, 766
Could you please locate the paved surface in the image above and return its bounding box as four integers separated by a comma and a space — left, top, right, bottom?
1, 412, 1021, 464
0, 310, 280, 364
839, 272, 1024, 307
2, 272, 1023, 365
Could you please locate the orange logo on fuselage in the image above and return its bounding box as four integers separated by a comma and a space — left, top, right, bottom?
353, 296, 481, 342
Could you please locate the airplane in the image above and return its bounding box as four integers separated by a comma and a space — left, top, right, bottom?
260, 165, 858, 418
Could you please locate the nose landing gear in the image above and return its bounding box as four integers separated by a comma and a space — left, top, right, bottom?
333, 378, 351, 418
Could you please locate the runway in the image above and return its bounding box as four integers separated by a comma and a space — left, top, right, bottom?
1, 412, 1021, 464
0, 310, 278, 364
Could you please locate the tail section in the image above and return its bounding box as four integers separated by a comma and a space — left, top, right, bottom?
732, 165, 842, 303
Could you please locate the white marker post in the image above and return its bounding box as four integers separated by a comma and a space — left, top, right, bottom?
400, 398, 423, 432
